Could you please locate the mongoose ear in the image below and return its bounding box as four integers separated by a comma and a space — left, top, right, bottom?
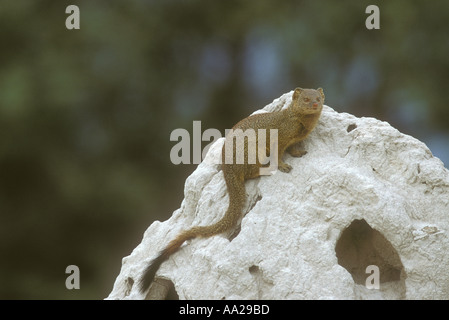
293, 87, 303, 100
317, 87, 325, 101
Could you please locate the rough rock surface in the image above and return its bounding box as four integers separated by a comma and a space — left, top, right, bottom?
107, 91, 449, 300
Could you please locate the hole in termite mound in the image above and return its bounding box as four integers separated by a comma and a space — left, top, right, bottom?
335, 219, 406, 299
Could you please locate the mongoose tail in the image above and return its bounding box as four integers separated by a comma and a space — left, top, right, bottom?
139, 171, 245, 293
138, 229, 195, 293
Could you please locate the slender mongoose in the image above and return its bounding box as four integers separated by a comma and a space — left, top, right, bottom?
139, 87, 324, 293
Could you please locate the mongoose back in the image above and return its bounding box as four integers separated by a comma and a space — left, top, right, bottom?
139, 87, 324, 293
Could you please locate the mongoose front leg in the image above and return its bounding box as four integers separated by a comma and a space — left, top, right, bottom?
278, 142, 307, 173
276, 144, 292, 173
278, 161, 292, 173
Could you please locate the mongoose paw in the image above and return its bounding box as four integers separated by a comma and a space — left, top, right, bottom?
289, 149, 308, 158
278, 162, 292, 173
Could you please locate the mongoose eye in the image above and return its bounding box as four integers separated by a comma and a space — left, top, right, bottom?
304, 98, 310, 102
316, 97, 321, 102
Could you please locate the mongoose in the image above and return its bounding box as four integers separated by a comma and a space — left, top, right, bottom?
139, 87, 324, 293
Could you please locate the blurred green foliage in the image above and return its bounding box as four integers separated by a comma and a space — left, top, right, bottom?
0, 0, 448, 299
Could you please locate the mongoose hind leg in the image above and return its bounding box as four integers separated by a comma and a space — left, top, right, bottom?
245, 165, 262, 180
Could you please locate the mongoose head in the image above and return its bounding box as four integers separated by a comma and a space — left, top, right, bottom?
292, 87, 325, 114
